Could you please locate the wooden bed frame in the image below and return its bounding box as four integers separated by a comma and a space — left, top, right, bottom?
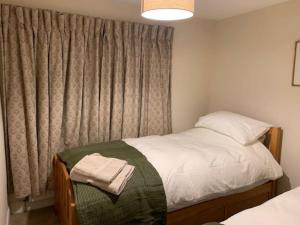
54, 127, 282, 225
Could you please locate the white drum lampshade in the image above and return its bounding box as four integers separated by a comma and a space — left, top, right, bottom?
141, 0, 195, 21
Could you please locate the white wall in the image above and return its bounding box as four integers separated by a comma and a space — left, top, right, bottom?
209, 0, 300, 193
0, 102, 8, 224
171, 19, 214, 131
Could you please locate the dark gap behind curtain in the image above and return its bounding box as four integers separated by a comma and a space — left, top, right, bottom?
0, 3, 174, 198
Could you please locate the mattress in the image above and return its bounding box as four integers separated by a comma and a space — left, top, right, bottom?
124, 128, 283, 212
223, 187, 300, 225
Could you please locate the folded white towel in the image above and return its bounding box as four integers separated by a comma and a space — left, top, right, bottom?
71, 153, 128, 183
70, 164, 135, 195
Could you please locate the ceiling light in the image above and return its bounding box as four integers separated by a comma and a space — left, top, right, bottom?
141, 0, 195, 21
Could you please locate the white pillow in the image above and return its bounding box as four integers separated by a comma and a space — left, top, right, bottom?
194, 111, 272, 145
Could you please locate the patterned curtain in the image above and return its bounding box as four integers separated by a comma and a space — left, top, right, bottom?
0, 4, 173, 198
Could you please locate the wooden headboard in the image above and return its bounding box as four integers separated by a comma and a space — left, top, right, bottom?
264, 127, 283, 163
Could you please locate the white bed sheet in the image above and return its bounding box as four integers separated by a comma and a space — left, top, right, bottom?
223, 187, 300, 225
124, 128, 283, 212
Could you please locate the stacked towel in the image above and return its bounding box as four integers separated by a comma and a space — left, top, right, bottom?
71, 153, 128, 183
70, 153, 135, 195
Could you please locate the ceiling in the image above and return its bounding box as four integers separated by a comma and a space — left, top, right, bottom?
122, 0, 290, 20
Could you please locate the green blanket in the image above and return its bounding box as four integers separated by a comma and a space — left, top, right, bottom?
58, 141, 167, 225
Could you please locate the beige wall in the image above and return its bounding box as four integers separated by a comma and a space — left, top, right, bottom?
209, 0, 300, 192
0, 102, 8, 224
172, 19, 214, 131
0, 0, 214, 132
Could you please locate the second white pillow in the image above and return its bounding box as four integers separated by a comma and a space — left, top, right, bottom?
194, 111, 272, 145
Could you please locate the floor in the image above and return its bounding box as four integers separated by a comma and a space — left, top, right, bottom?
10, 207, 59, 225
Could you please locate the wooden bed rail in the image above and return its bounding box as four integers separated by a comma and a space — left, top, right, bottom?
54, 127, 283, 225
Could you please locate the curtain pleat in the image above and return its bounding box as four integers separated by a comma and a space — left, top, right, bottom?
0, 4, 174, 198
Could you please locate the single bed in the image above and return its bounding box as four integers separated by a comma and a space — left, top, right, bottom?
207, 186, 300, 225
54, 126, 283, 225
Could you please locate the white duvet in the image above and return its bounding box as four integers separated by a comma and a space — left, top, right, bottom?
223, 187, 300, 225
124, 128, 283, 212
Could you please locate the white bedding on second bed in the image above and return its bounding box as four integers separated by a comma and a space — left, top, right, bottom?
124, 128, 283, 212
223, 187, 300, 225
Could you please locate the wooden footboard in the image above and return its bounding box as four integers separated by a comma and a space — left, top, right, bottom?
54, 155, 78, 225
54, 127, 282, 225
